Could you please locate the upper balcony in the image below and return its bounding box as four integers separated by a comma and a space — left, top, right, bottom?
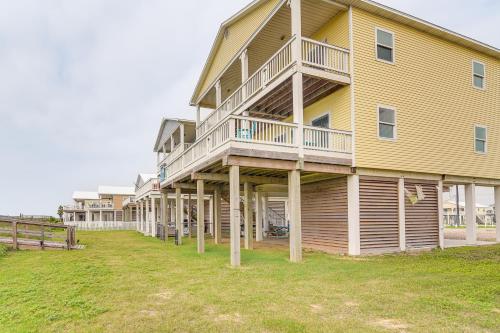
135, 178, 161, 200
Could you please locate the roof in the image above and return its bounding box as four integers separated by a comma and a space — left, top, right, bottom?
190, 0, 499, 105
72, 191, 99, 200
153, 118, 196, 152
135, 173, 157, 188
97, 186, 135, 196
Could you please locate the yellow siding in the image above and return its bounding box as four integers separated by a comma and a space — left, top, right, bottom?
311, 10, 350, 49
198, 0, 280, 98
352, 8, 500, 180
303, 86, 351, 131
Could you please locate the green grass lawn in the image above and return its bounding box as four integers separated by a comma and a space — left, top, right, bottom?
0, 232, 499, 333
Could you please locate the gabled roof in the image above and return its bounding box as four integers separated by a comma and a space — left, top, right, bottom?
73, 191, 99, 200
190, 0, 499, 105
153, 118, 196, 152
135, 173, 157, 188
97, 186, 135, 196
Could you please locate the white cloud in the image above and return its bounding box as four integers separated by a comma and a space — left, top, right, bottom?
0, 0, 497, 215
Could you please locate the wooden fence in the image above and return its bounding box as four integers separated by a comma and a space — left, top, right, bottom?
0, 217, 78, 250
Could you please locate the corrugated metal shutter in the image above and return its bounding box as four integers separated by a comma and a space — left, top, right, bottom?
360, 176, 399, 253
405, 179, 439, 248
301, 177, 348, 253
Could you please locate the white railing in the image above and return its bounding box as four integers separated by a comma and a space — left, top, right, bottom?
197, 37, 296, 137
136, 178, 160, 199
301, 37, 349, 74
87, 201, 114, 209
65, 221, 136, 231
63, 204, 85, 210
166, 116, 352, 180
303, 126, 352, 153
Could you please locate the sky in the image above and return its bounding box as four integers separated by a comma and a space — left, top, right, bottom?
0, 0, 498, 216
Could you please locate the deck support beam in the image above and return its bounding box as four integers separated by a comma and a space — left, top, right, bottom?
187, 194, 192, 238
197, 179, 205, 253
262, 194, 269, 237
288, 169, 302, 262
145, 199, 150, 235
151, 197, 156, 237
347, 175, 360, 255
496, 186, 500, 242
437, 180, 445, 248
229, 165, 241, 267
214, 187, 222, 244
398, 177, 406, 251
176, 188, 183, 245
244, 182, 254, 250
465, 183, 477, 245
255, 192, 263, 242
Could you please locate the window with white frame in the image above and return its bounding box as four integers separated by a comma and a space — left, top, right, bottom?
472, 61, 485, 89
378, 106, 396, 139
376, 28, 394, 63
474, 125, 487, 153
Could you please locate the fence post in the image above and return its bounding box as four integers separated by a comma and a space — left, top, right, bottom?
12, 221, 18, 250
40, 226, 45, 250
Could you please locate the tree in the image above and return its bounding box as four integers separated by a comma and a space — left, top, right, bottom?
57, 205, 64, 222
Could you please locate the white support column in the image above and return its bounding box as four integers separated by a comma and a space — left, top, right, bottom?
145, 198, 150, 236
437, 180, 445, 249
181, 197, 185, 236
244, 182, 253, 250
229, 165, 241, 267
347, 175, 360, 256
240, 49, 249, 83
139, 201, 143, 232
196, 105, 201, 127
215, 80, 222, 108
113, 211, 116, 223
398, 177, 406, 251
86, 211, 90, 223
214, 187, 222, 244
197, 180, 205, 254
292, 72, 304, 159
262, 194, 269, 236
187, 193, 192, 238
170, 134, 175, 152
288, 170, 302, 262
255, 192, 263, 242
290, 0, 302, 61
151, 197, 156, 237
176, 188, 183, 245
495, 186, 500, 242
99, 210, 103, 223
465, 183, 477, 245
209, 196, 214, 236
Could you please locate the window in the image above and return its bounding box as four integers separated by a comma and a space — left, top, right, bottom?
376, 28, 394, 63
472, 61, 485, 89
311, 114, 330, 128
378, 106, 396, 139
475, 125, 487, 154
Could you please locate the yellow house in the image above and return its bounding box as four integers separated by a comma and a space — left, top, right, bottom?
157, 0, 500, 266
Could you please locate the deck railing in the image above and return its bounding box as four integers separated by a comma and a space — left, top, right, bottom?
136, 178, 161, 199
197, 37, 296, 137
301, 37, 349, 74
165, 116, 352, 180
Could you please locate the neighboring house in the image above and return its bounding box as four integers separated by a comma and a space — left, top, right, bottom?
63, 186, 135, 230
134, 173, 162, 237
156, 0, 499, 266
443, 201, 495, 226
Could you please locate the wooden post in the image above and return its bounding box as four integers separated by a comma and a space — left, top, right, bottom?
214, 187, 222, 244
229, 166, 241, 267
437, 180, 445, 249
495, 186, 500, 242
288, 170, 302, 262
244, 182, 254, 250
197, 179, 205, 254
347, 175, 360, 255
41, 226, 45, 250
12, 221, 18, 250
262, 194, 269, 237
188, 193, 192, 238
176, 188, 183, 245
255, 192, 263, 242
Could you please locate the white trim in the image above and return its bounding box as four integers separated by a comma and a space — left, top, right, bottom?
377, 105, 397, 141
347, 174, 360, 255
375, 27, 395, 65
471, 60, 486, 90
398, 177, 406, 251
474, 124, 487, 154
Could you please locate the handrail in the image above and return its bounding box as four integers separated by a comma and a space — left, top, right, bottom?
301, 36, 350, 52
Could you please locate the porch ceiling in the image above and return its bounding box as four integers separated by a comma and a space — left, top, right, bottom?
247, 75, 343, 120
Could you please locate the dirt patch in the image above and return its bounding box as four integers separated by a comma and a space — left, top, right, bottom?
214, 313, 244, 323
344, 301, 359, 307
373, 319, 409, 332
140, 310, 158, 317
310, 304, 323, 313
152, 290, 174, 300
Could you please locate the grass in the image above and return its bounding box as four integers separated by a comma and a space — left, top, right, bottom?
0, 244, 7, 257
0, 232, 499, 333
